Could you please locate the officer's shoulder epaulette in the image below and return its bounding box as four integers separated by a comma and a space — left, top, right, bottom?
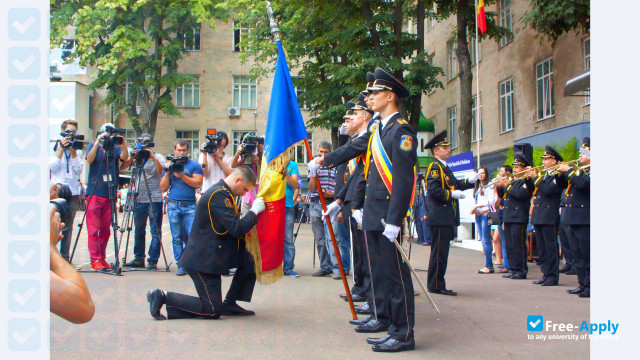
397, 118, 409, 125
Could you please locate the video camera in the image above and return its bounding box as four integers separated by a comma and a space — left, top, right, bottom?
50, 183, 73, 227
240, 132, 264, 155
131, 137, 155, 161
166, 154, 188, 173
97, 125, 126, 152
56, 130, 85, 150
202, 128, 224, 153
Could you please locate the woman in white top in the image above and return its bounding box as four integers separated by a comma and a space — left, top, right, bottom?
470, 167, 494, 274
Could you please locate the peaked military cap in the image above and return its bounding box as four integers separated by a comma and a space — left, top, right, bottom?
367, 68, 410, 99
352, 92, 374, 114
513, 153, 532, 168
580, 136, 590, 155
541, 145, 563, 162
343, 101, 355, 119
424, 130, 450, 150
362, 72, 375, 94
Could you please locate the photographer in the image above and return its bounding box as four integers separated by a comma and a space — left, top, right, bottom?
124, 133, 166, 270
231, 135, 264, 214
49, 119, 84, 266
85, 123, 130, 271
160, 139, 204, 276
50, 198, 95, 324
198, 131, 234, 192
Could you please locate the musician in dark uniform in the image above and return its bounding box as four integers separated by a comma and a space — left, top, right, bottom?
529, 146, 568, 286
146, 167, 266, 320
424, 131, 478, 296
557, 137, 590, 298
496, 153, 535, 280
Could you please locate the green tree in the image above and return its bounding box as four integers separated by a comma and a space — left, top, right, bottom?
50, 0, 229, 136
223, 0, 444, 145
432, 0, 511, 154
522, 0, 590, 43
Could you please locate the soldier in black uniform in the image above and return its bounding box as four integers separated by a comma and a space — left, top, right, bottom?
424, 130, 478, 296
557, 137, 590, 298
146, 167, 266, 320
496, 153, 535, 280
530, 146, 568, 286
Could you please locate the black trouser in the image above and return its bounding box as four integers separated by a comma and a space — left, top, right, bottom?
59, 195, 80, 261
504, 223, 528, 276
365, 230, 414, 341
569, 224, 590, 290
558, 214, 574, 270
166, 251, 256, 320
348, 208, 368, 298
534, 225, 560, 282
427, 225, 454, 291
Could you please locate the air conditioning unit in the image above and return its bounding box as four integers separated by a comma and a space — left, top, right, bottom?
228, 107, 240, 117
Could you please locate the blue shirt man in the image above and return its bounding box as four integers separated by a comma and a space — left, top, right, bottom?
160, 139, 204, 276
283, 159, 299, 276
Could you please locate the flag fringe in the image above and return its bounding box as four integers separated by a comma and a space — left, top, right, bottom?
245, 225, 283, 284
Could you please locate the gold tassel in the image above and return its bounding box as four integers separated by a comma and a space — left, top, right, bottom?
245, 223, 284, 284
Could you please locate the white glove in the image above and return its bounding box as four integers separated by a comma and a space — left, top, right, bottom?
451, 190, 466, 199
352, 209, 363, 226
322, 202, 342, 224
339, 123, 348, 135
383, 224, 401, 242
250, 197, 265, 215
468, 171, 480, 183
307, 159, 320, 177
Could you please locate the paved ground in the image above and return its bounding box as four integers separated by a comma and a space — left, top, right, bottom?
52, 213, 589, 359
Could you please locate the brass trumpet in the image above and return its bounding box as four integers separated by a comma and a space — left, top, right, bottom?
482, 166, 541, 189
547, 159, 581, 175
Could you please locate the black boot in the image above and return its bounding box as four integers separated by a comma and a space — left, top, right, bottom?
147, 289, 166, 320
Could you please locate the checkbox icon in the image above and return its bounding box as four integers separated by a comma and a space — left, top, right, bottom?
8, 47, 40, 80
8, 164, 40, 196
8, 280, 40, 313
527, 315, 544, 331
8, 203, 40, 235
8, 86, 40, 119
48, 85, 76, 119
8, 8, 41, 41
8, 241, 41, 274
8, 125, 41, 158
8, 318, 40, 351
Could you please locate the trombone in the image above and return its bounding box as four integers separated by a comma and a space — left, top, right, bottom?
481, 165, 542, 189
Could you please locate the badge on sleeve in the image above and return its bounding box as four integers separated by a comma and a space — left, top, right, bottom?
430, 169, 439, 179
224, 198, 233, 208
400, 135, 412, 151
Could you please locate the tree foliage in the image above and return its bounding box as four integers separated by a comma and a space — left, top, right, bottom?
50, 0, 229, 136
522, 0, 590, 43
223, 0, 445, 144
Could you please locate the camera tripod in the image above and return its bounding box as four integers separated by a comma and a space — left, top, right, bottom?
69, 141, 124, 275
118, 158, 171, 272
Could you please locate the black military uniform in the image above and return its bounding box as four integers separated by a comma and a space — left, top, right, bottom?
165, 180, 258, 319
424, 130, 475, 295
564, 137, 590, 297
530, 146, 569, 285
558, 192, 576, 274
502, 153, 535, 279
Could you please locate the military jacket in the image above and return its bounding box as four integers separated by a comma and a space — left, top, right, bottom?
530, 172, 568, 225
425, 159, 474, 226
502, 178, 534, 224
563, 167, 590, 225
179, 180, 257, 275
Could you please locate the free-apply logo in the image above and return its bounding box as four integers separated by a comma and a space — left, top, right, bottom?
527, 315, 543, 331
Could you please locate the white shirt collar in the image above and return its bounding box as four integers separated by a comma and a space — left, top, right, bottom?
381, 112, 399, 128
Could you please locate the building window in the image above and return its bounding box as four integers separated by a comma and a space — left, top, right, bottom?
499, 78, 514, 132
294, 132, 313, 163
124, 81, 142, 106
499, 0, 512, 47
292, 78, 310, 110
447, 106, 457, 149
447, 41, 457, 80
176, 75, 200, 108
536, 58, 555, 121
428, 15, 435, 30
232, 75, 257, 109
469, 35, 481, 66
584, 38, 590, 105
232, 130, 256, 154
472, 95, 483, 142
427, 52, 436, 95
49, 39, 86, 75
184, 25, 201, 51
233, 21, 251, 52
175, 130, 200, 160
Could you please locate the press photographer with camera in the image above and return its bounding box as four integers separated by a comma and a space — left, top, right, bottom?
231, 133, 264, 214
160, 139, 204, 276
49, 119, 84, 266
123, 133, 166, 270
85, 123, 130, 271
198, 130, 234, 192
50, 202, 95, 324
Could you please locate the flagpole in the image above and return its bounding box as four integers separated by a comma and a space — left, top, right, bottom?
265, 1, 357, 320
474, 0, 481, 170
